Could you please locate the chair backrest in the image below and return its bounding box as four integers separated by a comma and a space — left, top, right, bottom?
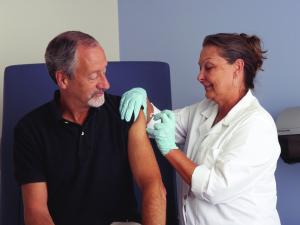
0, 62, 178, 225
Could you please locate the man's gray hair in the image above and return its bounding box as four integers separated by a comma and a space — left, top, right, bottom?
45, 31, 99, 84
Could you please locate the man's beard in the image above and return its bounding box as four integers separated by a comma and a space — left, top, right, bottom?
88, 93, 105, 108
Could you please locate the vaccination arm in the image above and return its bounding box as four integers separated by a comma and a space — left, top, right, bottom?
120, 88, 197, 185
120, 87, 155, 123
21, 182, 55, 225
128, 111, 166, 225
147, 110, 197, 185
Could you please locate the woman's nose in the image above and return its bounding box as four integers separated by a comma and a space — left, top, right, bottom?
197, 70, 205, 82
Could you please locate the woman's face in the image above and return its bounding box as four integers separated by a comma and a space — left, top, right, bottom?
198, 45, 240, 105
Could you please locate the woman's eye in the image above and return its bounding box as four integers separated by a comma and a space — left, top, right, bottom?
205, 64, 213, 71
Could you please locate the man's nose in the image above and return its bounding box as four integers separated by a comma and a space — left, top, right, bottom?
97, 74, 110, 90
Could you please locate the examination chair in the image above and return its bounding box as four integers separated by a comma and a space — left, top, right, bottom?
1, 62, 178, 225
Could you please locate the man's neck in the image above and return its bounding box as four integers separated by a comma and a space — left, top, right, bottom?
59, 96, 89, 125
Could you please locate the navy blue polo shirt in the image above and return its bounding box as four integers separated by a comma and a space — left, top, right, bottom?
13, 91, 140, 225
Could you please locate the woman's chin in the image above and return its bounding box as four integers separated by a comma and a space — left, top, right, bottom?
205, 91, 213, 99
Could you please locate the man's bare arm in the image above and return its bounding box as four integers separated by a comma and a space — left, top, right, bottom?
128, 111, 166, 225
21, 182, 55, 225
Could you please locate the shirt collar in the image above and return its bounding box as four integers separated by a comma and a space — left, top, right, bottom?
222, 90, 255, 126
200, 90, 256, 126
50, 90, 99, 124
49, 90, 63, 121
200, 99, 218, 120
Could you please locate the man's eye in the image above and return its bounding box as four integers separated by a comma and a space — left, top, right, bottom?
89, 73, 98, 80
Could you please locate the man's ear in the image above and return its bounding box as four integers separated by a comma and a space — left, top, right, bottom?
55, 71, 69, 89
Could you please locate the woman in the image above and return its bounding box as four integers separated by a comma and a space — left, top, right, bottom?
120, 33, 281, 225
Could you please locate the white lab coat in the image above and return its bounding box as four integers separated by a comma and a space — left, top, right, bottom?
174, 90, 281, 225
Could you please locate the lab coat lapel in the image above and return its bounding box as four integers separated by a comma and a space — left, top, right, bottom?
198, 103, 218, 143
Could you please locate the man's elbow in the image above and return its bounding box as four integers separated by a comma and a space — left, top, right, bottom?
23, 207, 54, 225
157, 179, 167, 199
140, 176, 166, 199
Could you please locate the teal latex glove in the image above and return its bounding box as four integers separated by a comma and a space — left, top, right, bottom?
147, 110, 178, 155
119, 87, 147, 122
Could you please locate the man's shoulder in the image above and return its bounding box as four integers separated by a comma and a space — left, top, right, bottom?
104, 93, 121, 106
102, 93, 121, 113
102, 93, 134, 127
16, 101, 53, 130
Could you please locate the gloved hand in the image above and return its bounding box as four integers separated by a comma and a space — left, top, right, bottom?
147, 110, 178, 155
119, 87, 147, 122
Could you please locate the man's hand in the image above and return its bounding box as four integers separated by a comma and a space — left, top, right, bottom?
147, 110, 178, 155
120, 88, 147, 122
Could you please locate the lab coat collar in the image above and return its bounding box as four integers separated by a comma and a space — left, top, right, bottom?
200, 90, 255, 127
200, 99, 218, 120
222, 90, 255, 126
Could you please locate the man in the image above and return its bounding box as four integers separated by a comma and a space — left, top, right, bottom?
13, 31, 166, 225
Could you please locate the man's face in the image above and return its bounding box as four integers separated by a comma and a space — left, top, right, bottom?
66, 44, 110, 109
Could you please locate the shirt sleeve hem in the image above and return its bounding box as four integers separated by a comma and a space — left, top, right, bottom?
191, 164, 210, 200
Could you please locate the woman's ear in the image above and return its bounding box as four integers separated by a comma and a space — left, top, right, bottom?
55, 71, 69, 89
234, 58, 245, 75
232, 59, 245, 88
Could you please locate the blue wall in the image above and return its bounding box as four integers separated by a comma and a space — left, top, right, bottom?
118, 0, 300, 224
